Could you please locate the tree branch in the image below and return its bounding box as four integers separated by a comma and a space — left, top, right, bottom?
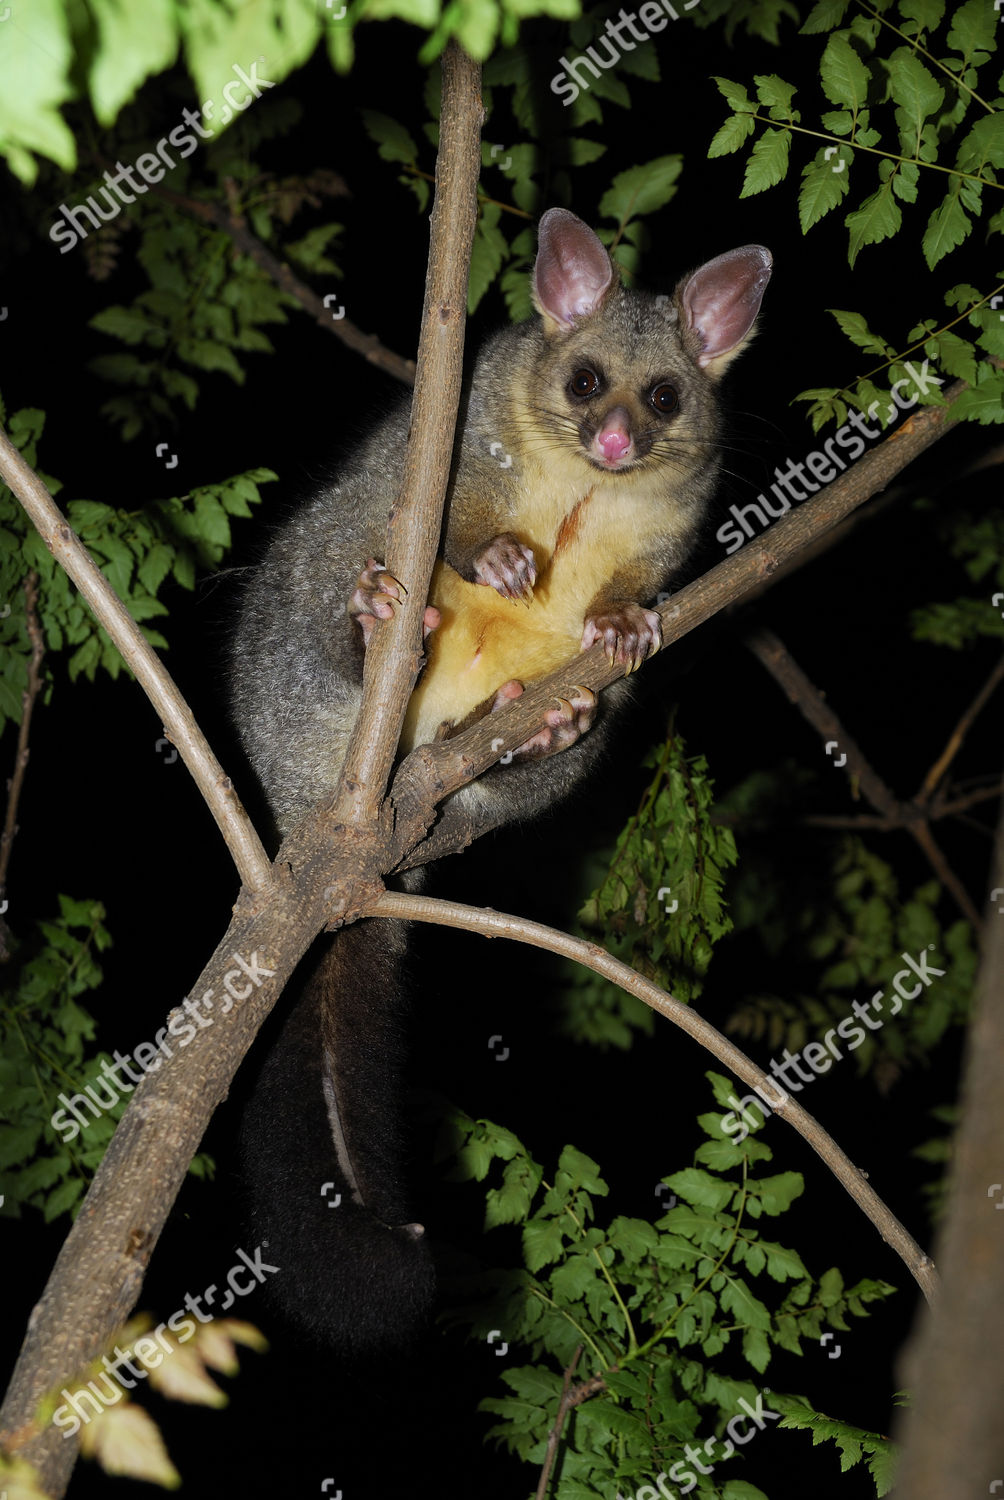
371, 890, 938, 1304
534, 1345, 583, 1500
892, 787, 1004, 1498
332, 41, 483, 830
151, 178, 417, 388
745, 623, 987, 932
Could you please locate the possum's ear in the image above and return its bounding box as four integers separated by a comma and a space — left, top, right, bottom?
532, 208, 615, 335
677, 245, 773, 379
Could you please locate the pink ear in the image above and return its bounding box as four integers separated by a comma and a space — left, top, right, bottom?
681, 246, 772, 366
533, 208, 614, 329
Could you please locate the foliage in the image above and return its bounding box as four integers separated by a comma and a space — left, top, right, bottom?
39, 1314, 267, 1489
0, 0, 584, 190
0, 395, 274, 733
555, 733, 737, 1050
441, 1077, 898, 1498
707, 1, 1004, 432
908, 499, 1004, 648
0, 895, 213, 1223
723, 834, 977, 1088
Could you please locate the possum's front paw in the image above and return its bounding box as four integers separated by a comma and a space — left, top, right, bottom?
473, 534, 537, 603
489, 679, 597, 760
581, 602, 661, 673
349, 559, 440, 647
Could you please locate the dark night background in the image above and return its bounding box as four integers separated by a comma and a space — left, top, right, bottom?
1, 8, 998, 1498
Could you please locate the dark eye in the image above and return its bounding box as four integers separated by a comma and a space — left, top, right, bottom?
568, 368, 600, 400
650, 383, 679, 414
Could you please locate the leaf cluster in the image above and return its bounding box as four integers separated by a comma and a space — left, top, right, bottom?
555, 734, 737, 1050
0, 396, 274, 733
441, 1075, 897, 1498
708, 0, 1004, 431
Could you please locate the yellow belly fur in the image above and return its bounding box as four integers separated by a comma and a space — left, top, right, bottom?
400, 559, 585, 752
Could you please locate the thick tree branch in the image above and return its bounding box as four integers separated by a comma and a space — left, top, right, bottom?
371, 890, 938, 1304
0, 432, 271, 895
332, 42, 483, 829
892, 789, 1004, 1498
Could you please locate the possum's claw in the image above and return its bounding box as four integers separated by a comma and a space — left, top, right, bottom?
581, 602, 661, 672
489, 680, 597, 761
473, 534, 537, 603
350, 559, 439, 646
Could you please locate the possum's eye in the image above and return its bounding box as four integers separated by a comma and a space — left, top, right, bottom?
568, 368, 600, 400
650, 382, 679, 415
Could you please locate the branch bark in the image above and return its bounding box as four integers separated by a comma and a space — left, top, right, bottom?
892, 789, 1004, 1498
332, 42, 483, 829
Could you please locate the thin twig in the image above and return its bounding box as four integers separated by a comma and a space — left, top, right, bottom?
152, 180, 417, 387
745, 624, 984, 932
371, 890, 939, 1305
535, 1344, 583, 1500
921, 655, 1004, 799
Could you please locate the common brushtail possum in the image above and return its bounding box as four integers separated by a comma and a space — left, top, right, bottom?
228, 209, 771, 1351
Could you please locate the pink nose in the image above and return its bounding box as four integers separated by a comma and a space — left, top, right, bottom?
595, 412, 632, 463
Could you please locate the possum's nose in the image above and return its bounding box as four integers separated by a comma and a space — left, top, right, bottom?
593, 408, 633, 465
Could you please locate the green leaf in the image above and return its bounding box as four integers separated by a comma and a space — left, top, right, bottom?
828, 308, 893, 356
468, 211, 507, 315
801, 0, 850, 32
598, 156, 683, 225
0, 0, 77, 182
898, 0, 945, 35
708, 114, 756, 158
922, 189, 970, 269
88, 0, 178, 125
846, 182, 901, 266
951, 376, 1004, 426
740, 128, 791, 197
712, 77, 754, 114
946, 0, 996, 69
754, 74, 797, 117
819, 33, 870, 110
885, 48, 944, 153
360, 110, 419, 166
799, 154, 851, 233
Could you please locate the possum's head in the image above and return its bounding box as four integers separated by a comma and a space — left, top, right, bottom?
525, 206, 772, 480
